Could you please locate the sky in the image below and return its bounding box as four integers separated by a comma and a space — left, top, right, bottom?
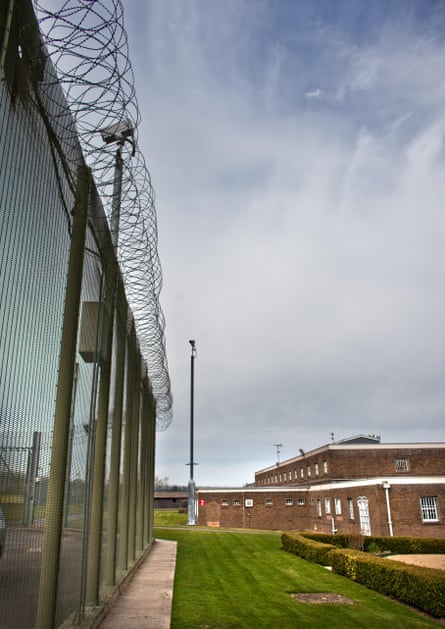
123, 0, 445, 487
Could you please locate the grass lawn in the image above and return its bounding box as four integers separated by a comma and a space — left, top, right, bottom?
154, 509, 188, 527
155, 528, 440, 629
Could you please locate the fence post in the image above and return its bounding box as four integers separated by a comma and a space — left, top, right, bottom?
86, 260, 117, 604
128, 354, 141, 562
147, 393, 156, 544
118, 325, 135, 571
104, 293, 127, 585
137, 375, 149, 552
36, 165, 91, 629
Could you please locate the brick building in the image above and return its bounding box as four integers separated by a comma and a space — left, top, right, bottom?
154, 492, 187, 509
196, 436, 445, 537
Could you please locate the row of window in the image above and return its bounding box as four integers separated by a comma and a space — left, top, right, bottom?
316, 497, 351, 518
258, 457, 412, 486
259, 460, 329, 485
220, 498, 306, 507
218, 495, 439, 522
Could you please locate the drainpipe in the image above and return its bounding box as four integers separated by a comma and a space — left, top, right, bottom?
382, 481, 394, 537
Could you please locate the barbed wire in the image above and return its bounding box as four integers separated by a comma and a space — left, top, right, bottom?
32, 0, 172, 430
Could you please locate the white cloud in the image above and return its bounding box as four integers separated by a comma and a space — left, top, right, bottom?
125, 1, 445, 486
305, 88, 324, 99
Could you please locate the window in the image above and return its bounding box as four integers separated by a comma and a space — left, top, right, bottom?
245, 498, 254, 507
221, 499, 229, 507
297, 498, 305, 506
316, 498, 322, 517
285, 498, 293, 506
294, 469, 298, 480
347, 498, 354, 520
334, 497, 342, 515
265, 498, 273, 506
420, 496, 439, 522
395, 457, 409, 472
300, 467, 304, 479
314, 463, 319, 476
323, 460, 328, 474
306, 465, 311, 478
233, 499, 241, 506
324, 497, 331, 514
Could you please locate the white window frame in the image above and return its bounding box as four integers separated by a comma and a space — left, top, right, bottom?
297, 498, 305, 506
347, 497, 354, 520
420, 496, 439, 522
221, 499, 229, 507
233, 499, 241, 506
306, 464, 311, 478
314, 463, 319, 476
395, 457, 409, 472
316, 498, 322, 517
265, 498, 273, 506
323, 460, 328, 474
334, 497, 342, 515
285, 498, 293, 506
300, 467, 304, 479
324, 497, 331, 515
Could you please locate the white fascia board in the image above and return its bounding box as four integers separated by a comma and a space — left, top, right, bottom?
306, 477, 445, 492
198, 477, 445, 495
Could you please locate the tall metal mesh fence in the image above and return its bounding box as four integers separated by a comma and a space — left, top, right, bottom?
0, 1, 161, 627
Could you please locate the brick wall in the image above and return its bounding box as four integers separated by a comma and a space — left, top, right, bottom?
255, 446, 445, 486
197, 483, 445, 537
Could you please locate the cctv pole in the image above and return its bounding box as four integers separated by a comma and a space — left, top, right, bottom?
187, 340, 197, 525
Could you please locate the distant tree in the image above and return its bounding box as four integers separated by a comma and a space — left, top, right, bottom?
154, 477, 187, 492
155, 476, 170, 490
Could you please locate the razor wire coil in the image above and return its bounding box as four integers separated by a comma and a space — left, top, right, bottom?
32, 0, 172, 429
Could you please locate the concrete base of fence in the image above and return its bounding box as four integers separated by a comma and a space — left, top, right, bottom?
59, 538, 177, 629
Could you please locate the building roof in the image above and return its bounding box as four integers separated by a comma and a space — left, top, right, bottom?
255, 438, 445, 475
154, 492, 187, 499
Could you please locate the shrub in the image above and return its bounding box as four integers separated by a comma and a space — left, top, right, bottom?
365, 536, 445, 554
300, 532, 445, 555
281, 532, 336, 565
328, 547, 445, 618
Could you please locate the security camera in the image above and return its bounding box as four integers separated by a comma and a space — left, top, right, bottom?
101, 118, 134, 144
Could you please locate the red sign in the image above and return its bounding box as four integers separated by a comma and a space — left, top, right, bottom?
199, 499, 206, 507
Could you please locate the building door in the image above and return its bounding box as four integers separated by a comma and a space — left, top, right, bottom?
357, 496, 371, 536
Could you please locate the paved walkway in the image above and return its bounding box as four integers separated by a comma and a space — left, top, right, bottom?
98, 539, 177, 628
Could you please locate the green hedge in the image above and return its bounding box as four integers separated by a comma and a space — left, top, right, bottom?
283, 532, 445, 617
281, 532, 336, 566
299, 532, 352, 548
301, 532, 445, 554
328, 547, 445, 618
368, 536, 445, 554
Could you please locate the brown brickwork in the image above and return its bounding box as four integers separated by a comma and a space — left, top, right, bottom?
197, 440, 445, 537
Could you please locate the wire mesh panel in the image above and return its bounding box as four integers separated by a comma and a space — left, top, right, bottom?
0, 21, 75, 624
0, 2, 160, 627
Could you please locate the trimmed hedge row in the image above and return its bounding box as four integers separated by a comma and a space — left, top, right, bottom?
330, 547, 445, 618
281, 532, 335, 565
301, 532, 445, 554
281, 532, 445, 618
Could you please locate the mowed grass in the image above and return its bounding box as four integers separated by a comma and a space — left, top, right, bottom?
154, 509, 188, 527
155, 528, 440, 629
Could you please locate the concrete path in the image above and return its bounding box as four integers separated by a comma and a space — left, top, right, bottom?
98, 539, 177, 628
